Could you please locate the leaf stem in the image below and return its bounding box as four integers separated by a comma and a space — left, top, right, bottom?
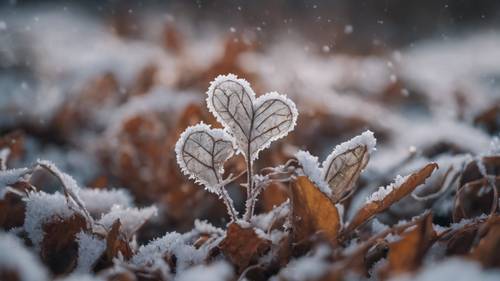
244, 155, 255, 221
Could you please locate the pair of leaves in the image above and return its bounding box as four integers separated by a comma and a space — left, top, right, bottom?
206, 74, 298, 161
176, 74, 298, 191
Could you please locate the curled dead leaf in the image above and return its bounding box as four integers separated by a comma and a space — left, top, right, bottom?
290, 176, 341, 248
381, 212, 436, 278
470, 218, 500, 268
346, 163, 438, 234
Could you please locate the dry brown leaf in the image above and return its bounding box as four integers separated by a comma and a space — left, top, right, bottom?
470, 219, 500, 268
381, 212, 436, 278
346, 163, 438, 234
106, 219, 133, 261
290, 176, 341, 247
219, 223, 271, 271
40, 213, 88, 274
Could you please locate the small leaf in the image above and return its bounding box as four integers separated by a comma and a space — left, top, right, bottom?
346, 163, 438, 233
295, 130, 376, 202
207, 74, 298, 161
219, 223, 271, 271
106, 219, 133, 261
175, 123, 235, 193
290, 176, 341, 247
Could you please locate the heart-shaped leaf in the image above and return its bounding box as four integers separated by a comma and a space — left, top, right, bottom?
207, 74, 298, 161
295, 130, 376, 202
175, 123, 235, 194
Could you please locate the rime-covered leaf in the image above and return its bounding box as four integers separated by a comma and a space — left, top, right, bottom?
346, 163, 438, 233
295, 130, 376, 202
207, 74, 298, 160
175, 123, 235, 193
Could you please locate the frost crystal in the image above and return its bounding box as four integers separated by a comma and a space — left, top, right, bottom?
75, 231, 106, 273
175, 123, 235, 194
366, 175, 409, 204
206, 73, 298, 161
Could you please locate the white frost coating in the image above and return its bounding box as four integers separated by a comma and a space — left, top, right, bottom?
175, 261, 233, 281
272, 246, 331, 281
206, 73, 298, 161
0, 167, 30, 199
175, 122, 235, 194
23, 191, 76, 251
390, 258, 500, 281
193, 219, 225, 236
366, 175, 409, 204
98, 205, 157, 238
75, 231, 106, 273
132, 232, 208, 274
251, 200, 290, 231
79, 188, 132, 216
295, 150, 332, 197
0, 232, 48, 281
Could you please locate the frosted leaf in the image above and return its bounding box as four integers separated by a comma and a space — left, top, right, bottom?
23, 191, 76, 251
0, 167, 31, 199
78, 188, 132, 216
175, 123, 235, 194
0, 232, 49, 281
131, 232, 209, 274
207, 74, 298, 160
36, 159, 92, 223
98, 205, 157, 238
295, 130, 376, 202
75, 231, 106, 273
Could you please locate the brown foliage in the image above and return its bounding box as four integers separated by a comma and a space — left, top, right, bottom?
290, 176, 341, 248
219, 223, 271, 271
347, 163, 438, 233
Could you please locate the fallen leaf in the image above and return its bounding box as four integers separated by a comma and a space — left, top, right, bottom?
290, 176, 341, 248
219, 223, 271, 271
381, 212, 436, 277
106, 219, 133, 261
40, 213, 88, 274
346, 163, 438, 233
470, 218, 500, 268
